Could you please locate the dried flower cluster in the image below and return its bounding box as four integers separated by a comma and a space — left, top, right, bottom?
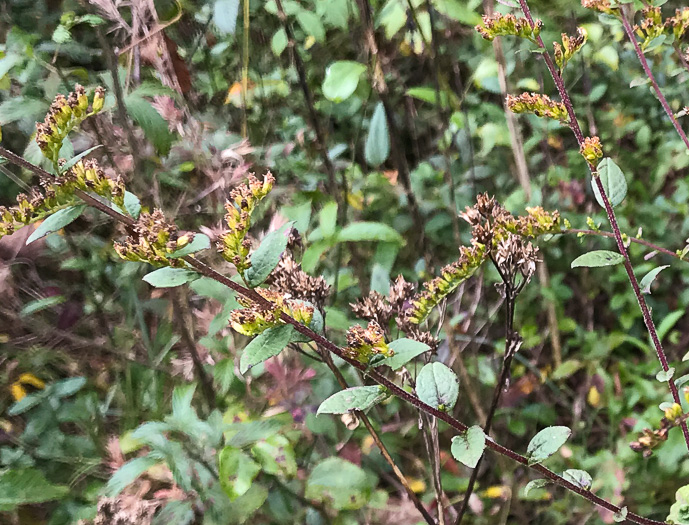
218, 173, 275, 274
630, 403, 687, 457
666, 8, 689, 40
581, 0, 617, 15
475, 13, 543, 42
506, 93, 569, 122
407, 195, 559, 325
344, 320, 393, 364
36, 84, 105, 166
634, 7, 666, 51
268, 253, 330, 308
351, 276, 440, 352
580, 136, 603, 163
229, 288, 314, 336
114, 210, 193, 267
554, 28, 588, 72
0, 158, 125, 239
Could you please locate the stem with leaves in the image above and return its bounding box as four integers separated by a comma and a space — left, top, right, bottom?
0, 144, 665, 524
517, 0, 689, 452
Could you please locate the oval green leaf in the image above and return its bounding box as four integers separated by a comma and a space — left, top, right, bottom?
317, 386, 387, 415
365, 102, 390, 167
377, 338, 430, 370
526, 426, 571, 465
143, 267, 200, 288
337, 222, 403, 244
562, 469, 592, 490
245, 222, 293, 287
571, 250, 624, 268
415, 362, 459, 411
27, 205, 85, 244
451, 425, 486, 468
593, 158, 627, 208
239, 324, 294, 374
322, 61, 367, 103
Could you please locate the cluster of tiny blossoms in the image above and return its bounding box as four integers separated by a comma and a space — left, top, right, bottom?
344, 321, 393, 365
554, 28, 587, 72
218, 173, 275, 274
0, 158, 124, 239
580, 136, 603, 163
406, 195, 561, 325
36, 84, 105, 166
580, 0, 618, 15
666, 8, 689, 40
230, 288, 314, 336
114, 210, 194, 267
630, 403, 687, 458
475, 13, 542, 42
506, 93, 569, 122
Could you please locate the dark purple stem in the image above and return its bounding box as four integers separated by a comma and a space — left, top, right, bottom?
517, 0, 689, 451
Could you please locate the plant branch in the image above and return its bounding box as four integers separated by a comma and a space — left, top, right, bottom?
0, 144, 665, 525
562, 228, 682, 261
517, 0, 689, 452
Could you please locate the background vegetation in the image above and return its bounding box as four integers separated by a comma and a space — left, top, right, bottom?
2, 0, 689, 523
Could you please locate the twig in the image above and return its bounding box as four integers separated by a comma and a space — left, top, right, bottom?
561, 228, 681, 261
0, 144, 666, 525
517, 0, 689, 451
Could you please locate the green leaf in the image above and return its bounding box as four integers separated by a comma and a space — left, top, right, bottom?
123, 191, 141, 219
8, 392, 46, 415
296, 10, 326, 42
214, 0, 240, 35
239, 324, 295, 374
378, 338, 430, 370
305, 458, 369, 510
322, 61, 367, 103
20, 295, 66, 317
251, 434, 297, 477
640, 265, 670, 294
143, 267, 200, 288
337, 222, 403, 244
613, 507, 628, 522
167, 234, 211, 258
319, 201, 338, 238
415, 362, 459, 411
27, 205, 86, 244
0, 97, 47, 126
667, 484, 689, 524
524, 479, 549, 496
551, 359, 583, 381
271, 28, 288, 56
593, 158, 627, 208
106, 456, 158, 497
431, 0, 480, 25
451, 425, 486, 468
60, 145, 103, 173
51, 377, 86, 398
656, 367, 675, 382
526, 426, 571, 465
365, 102, 390, 167
571, 250, 624, 268
124, 94, 175, 155
218, 446, 261, 500
406, 86, 447, 107
317, 386, 387, 415
0, 469, 69, 507
562, 469, 592, 490
245, 222, 293, 287
657, 310, 684, 341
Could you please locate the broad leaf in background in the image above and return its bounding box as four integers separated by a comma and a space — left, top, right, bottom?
365, 102, 390, 167
593, 158, 627, 208
214, 0, 240, 34
245, 222, 293, 287
571, 250, 624, 268
526, 426, 571, 465
124, 94, 175, 155
451, 425, 486, 468
337, 222, 403, 244
143, 267, 200, 288
415, 362, 459, 411
218, 446, 261, 500
27, 205, 85, 244
305, 458, 370, 510
105, 456, 158, 497
239, 324, 294, 374
317, 386, 387, 414
378, 338, 430, 370
0, 469, 69, 507
322, 61, 367, 102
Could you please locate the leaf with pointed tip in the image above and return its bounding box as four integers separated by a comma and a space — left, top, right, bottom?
415, 362, 459, 411
143, 267, 200, 288
571, 250, 624, 268
451, 426, 486, 468
317, 386, 387, 415
239, 325, 294, 374
27, 205, 85, 244
562, 469, 592, 490
526, 426, 571, 465
593, 158, 627, 208
377, 339, 430, 370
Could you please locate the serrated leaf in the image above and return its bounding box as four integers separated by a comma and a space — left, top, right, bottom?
640, 265, 670, 294
562, 469, 592, 490
526, 426, 571, 465
524, 478, 549, 496
451, 425, 486, 468
571, 250, 624, 268
124, 94, 175, 155
27, 205, 85, 244
123, 191, 141, 219
143, 267, 200, 288
656, 367, 675, 382
415, 362, 459, 411
593, 158, 627, 208
60, 145, 103, 173
167, 234, 211, 258
377, 338, 430, 370
106, 456, 158, 497
613, 506, 628, 522
317, 386, 387, 415
337, 222, 403, 244
245, 222, 293, 287
322, 61, 367, 103
365, 102, 390, 167
239, 324, 294, 374
214, 0, 240, 35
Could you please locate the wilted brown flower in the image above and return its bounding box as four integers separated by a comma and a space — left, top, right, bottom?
269, 253, 330, 308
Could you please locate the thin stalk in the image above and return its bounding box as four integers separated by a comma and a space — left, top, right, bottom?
562, 228, 682, 261
241, 0, 250, 138
517, 0, 689, 451
0, 144, 666, 525
619, 8, 689, 152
